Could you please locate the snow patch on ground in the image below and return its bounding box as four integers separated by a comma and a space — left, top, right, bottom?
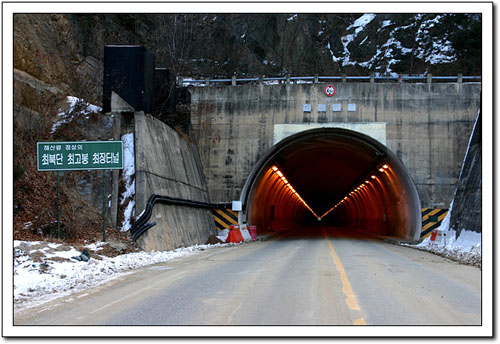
405, 204, 481, 267
14, 241, 232, 311
120, 133, 135, 231
408, 230, 481, 267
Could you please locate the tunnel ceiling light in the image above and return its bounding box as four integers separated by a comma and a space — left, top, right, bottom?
269, 166, 319, 218
321, 164, 390, 221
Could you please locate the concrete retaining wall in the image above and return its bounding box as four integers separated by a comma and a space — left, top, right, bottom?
190, 81, 481, 208
449, 110, 481, 235
134, 112, 216, 251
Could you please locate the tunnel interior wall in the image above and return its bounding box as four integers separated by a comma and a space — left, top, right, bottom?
190, 82, 481, 210
134, 112, 216, 251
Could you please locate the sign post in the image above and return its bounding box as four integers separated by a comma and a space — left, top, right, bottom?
57, 171, 60, 238
102, 170, 107, 241
37, 141, 123, 240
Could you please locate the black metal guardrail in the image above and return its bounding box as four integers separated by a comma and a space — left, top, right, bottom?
129, 194, 231, 242
180, 75, 481, 87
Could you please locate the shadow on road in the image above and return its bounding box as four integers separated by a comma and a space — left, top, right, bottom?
267, 225, 384, 242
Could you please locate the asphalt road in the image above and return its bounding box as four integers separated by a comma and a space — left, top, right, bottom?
14, 226, 481, 326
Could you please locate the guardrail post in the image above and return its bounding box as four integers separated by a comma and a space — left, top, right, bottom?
427, 73, 432, 84
370, 73, 375, 84
177, 76, 183, 87
232, 75, 237, 86
314, 74, 319, 83
457, 73, 463, 83
342, 74, 346, 83
286, 74, 291, 84
205, 77, 210, 86
259, 75, 264, 84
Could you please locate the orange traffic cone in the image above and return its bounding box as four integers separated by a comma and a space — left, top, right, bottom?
227, 225, 244, 243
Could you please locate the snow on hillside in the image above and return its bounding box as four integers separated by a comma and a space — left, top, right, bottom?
51, 96, 102, 134
340, 13, 377, 67
415, 15, 456, 64
327, 13, 462, 75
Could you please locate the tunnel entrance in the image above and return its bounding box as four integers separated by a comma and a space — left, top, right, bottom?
240, 128, 421, 241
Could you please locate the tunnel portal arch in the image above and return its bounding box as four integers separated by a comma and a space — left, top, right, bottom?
239, 128, 421, 241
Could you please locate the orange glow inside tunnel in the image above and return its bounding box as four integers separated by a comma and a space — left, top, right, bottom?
243, 129, 421, 241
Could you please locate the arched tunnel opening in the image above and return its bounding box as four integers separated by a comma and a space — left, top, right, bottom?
241, 128, 421, 241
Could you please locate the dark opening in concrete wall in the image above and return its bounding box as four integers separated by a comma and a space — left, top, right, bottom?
241, 128, 421, 241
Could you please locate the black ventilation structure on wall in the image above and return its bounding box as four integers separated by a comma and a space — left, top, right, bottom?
103, 45, 192, 134
153, 68, 176, 121
103, 45, 155, 113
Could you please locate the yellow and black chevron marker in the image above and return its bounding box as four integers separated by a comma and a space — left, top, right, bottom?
212, 208, 239, 231
420, 208, 449, 238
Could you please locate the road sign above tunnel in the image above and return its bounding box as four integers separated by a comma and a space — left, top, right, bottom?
324, 85, 336, 97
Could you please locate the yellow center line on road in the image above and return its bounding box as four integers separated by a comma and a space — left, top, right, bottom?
322, 227, 366, 326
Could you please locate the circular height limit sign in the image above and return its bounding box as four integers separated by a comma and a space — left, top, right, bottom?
324, 85, 336, 97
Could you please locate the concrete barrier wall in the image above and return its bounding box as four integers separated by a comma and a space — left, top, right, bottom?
449, 110, 481, 235
190, 82, 481, 208
134, 112, 216, 251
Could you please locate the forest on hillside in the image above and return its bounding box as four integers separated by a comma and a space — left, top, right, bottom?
71, 13, 482, 79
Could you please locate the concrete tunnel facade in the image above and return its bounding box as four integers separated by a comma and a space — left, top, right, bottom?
239, 128, 422, 241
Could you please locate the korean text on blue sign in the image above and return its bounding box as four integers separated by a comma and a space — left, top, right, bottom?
37, 141, 123, 171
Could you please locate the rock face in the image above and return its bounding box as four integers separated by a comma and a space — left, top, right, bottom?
14, 14, 104, 107
448, 110, 482, 236
13, 14, 111, 240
